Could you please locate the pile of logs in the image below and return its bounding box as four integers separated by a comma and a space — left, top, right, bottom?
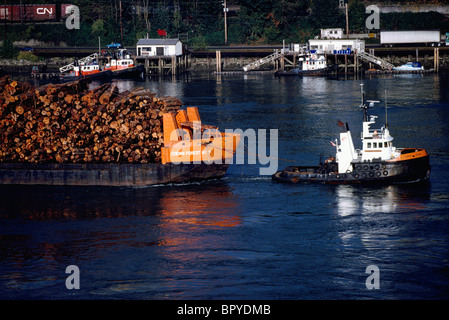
0, 75, 182, 164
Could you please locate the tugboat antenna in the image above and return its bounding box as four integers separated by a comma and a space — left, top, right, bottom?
360, 83, 365, 106
360, 83, 368, 122
359, 84, 381, 122
385, 89, 388, 128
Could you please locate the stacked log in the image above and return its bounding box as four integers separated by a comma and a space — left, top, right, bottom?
0, 75, 182, 164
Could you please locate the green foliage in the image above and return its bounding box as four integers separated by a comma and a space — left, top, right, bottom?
0, 37, 17, 59
189, 35, 207, 51
91, 19, 106, 38
348, 0, 367, 33
205, 31, 225, 46
17, 51, 39, 62
3, 0, 449, 49
381, 12, 447, 31
310, 0, 345, 30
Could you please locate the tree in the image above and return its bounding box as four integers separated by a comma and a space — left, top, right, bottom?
0, 37, 16, 59
91, 19, 106, 38
310, 0, 345, 30
348, 0, 366, 33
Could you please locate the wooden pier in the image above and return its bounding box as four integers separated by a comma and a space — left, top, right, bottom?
237, 45, 448, 75
135, 55, 189, 76
365, 69, 435, 75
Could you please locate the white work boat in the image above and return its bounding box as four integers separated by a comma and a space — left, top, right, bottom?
273, 84, 431, 184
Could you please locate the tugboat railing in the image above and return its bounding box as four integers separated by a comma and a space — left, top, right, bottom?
59, 53, 99, 73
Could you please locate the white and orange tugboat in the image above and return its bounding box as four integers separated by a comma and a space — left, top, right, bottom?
273, 84, 430, 184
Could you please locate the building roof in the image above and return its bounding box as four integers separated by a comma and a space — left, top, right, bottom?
137, 38, 181, 46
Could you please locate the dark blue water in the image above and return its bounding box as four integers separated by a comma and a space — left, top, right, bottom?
1, 73, 449, 300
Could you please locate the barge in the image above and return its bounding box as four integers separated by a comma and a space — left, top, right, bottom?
272, 84, 430, 184
0, 78, 241, 186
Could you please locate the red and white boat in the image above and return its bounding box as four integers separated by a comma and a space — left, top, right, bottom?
59, 48, 143, 81
103, 49, 135, 71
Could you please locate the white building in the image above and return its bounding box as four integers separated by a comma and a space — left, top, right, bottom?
320, 28, 344, 39
136, 39, 183, 57
308, 39, 365, 54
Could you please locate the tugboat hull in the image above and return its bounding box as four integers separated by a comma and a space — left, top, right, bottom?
272, 154, 430, 185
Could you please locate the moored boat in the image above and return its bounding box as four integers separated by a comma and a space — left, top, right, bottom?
59, 47, 143, 81
275, 50, 332, 77
272, 84, 430, 184
393, 62, 424, 71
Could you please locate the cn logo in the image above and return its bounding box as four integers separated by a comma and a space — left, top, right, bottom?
36, 8, 53, 15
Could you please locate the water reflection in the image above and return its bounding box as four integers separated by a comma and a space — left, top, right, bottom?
0, 180, 242, 298
0, 181, 240, 223
333, 182, 433, 256
334, 183, 431, 217
159, 185, 241, 228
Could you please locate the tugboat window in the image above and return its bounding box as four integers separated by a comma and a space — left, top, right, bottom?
373, 142, 377, 148
367, 143, 371, 148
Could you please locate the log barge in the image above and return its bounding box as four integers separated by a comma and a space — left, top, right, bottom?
0, 76, 240, 186
272, 84, 430, 185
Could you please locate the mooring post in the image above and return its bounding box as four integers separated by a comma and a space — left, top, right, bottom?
344, 54, 347, 74
216, 51, 221, 73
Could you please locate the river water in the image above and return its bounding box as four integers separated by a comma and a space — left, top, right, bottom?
0, 72, 448, 300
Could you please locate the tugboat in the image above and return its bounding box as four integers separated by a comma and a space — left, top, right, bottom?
275, 50, 334, 77
272, 84, 431, 184
59, 45, 144, 81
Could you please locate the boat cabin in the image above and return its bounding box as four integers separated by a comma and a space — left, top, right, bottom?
360, 114, 394, 162
104, 58, 134, 71
298, 51, 327, 71
334, 97, 399, 174
74, 64, 100, 76
104, 49, 135, 71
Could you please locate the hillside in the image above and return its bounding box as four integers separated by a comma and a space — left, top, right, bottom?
1, 0, 448, 54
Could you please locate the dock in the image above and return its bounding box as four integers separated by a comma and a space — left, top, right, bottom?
26, 45, 449, 78
365, 69, 435, 75
134, 55, 189, 76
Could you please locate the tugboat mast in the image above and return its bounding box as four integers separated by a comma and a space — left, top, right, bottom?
384, 88, 388, 128
359, 84, 369, 122
359, 83, 379, 122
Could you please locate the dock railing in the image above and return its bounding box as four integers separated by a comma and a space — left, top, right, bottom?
243, 49, 289, 72
59, 53, 99, 73
356, 51, 394, 70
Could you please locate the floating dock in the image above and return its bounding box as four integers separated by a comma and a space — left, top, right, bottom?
365, 69, 435, 75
